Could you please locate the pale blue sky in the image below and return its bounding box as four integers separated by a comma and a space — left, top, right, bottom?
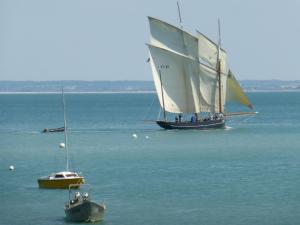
1, 0, 299, 81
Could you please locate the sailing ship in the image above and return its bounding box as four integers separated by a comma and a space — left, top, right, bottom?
38, 89, 84, 188
147, 14, 254, 130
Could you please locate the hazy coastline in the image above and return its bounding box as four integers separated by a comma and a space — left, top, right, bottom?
1, 80, 300, 93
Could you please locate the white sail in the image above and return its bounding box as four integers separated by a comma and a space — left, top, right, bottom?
197, 31, 228, 74
196, 31, 229, 113
197, 64, 227, 113
198, 64, 218, 112
148, 44, 200, 113
149, 17, 198, 59
226, 70, 253, 109
148, 17, 202, 113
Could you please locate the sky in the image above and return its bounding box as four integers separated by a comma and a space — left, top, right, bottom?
1, 0, 300, 81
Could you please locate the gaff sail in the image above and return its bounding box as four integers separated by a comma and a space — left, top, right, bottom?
197, 31, 228, 74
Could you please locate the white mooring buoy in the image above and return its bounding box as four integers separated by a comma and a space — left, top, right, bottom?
59, 142, 66, 149
132, 133, 138, 139
9, 165, 14, 171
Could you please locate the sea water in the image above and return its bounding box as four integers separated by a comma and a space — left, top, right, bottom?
0, 92, 300, 225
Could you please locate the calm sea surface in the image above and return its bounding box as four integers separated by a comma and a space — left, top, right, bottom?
0, 92, 300, 225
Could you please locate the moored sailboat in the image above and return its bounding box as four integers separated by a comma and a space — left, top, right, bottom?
147, 12, 254, 130
38, 89, 84, 188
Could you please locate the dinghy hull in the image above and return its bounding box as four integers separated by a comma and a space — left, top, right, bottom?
65, 201, 105, 222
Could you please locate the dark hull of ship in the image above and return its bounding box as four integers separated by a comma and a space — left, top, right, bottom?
156, 119, 225, 130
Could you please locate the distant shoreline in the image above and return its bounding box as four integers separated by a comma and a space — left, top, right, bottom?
0, 91, 156, 94
1, 89, 300, 94
1, 80, 300, 93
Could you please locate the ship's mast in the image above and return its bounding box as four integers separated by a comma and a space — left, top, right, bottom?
217, 18, 222, 114
177, 1, 183, 29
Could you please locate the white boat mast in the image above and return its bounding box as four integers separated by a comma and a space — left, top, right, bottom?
62, 88, 69, 172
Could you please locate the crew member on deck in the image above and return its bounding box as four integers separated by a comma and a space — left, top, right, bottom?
191, 115, 196, 123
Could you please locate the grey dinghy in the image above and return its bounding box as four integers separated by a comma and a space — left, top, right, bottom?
64, 184, 105, 222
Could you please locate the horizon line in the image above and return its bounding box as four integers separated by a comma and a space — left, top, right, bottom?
1, 79, 300, 82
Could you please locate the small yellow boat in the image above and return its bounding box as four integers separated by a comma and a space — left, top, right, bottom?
38, 89, 85, 189
38, 171, 84, 189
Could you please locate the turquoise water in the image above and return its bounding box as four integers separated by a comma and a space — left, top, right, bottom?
0, 92, 300, 225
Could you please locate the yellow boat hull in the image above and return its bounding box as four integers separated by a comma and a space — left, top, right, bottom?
38, 178, 84, 189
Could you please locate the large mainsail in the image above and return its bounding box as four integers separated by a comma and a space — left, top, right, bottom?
149, 17, 201, 113
149, 45, 199, 113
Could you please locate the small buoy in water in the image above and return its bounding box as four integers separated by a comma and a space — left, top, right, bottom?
145, 136, 150, 139
59, 143, 66, 149
9, 165, 14, 171
132, 133, 138, 139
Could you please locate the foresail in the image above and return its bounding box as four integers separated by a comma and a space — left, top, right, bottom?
197, 31, 228, 74
148, 44, 199, 113
226, 70, 253, 109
